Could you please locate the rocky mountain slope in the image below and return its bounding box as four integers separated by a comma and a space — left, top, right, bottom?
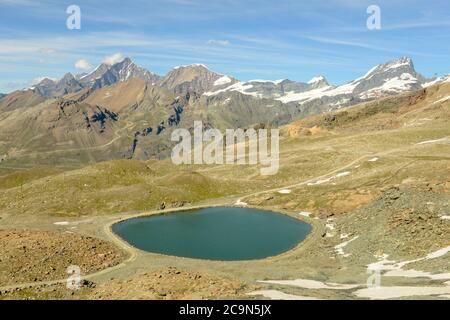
25, 56, 445, 105
30, 57, 160, 98
158, 64, 237, 94
0, 56, 448, 167
0, 82, 448, 300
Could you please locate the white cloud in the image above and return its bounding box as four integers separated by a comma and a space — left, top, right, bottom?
75, 59, 92, 70
102, 52, 125, 65
207, 39, 230, 46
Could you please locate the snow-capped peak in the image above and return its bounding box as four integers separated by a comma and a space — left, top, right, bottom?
173, 63, 209, 70
307, 75, 326, 84
356, 57, 415, 82
382, 57, 413, 72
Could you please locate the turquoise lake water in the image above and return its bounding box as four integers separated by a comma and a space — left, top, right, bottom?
112, 207, 311, 261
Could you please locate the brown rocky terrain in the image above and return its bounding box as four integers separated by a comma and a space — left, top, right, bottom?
0, 229, 125, 286
0, 267, 249, 300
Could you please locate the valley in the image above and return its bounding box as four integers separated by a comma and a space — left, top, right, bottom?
0, 76, 449, 299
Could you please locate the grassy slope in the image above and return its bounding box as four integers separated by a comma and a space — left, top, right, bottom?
0, 84, 449, 223
0, 83, 449, 300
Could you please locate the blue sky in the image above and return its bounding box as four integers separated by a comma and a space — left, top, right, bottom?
1, 0, 450, 92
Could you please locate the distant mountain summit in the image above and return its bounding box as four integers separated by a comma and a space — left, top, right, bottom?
25, 56, 447, 109
31, 57, 160, 97
307, 75, 329, 88
204, 57, 433, 109
32, 73, 83, 97
159, 64, 237, 94
89, 57, 161, 89
351, 57, 424, 98
1, 55, 449, 165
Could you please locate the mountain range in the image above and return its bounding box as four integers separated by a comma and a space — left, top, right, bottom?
27, 56, 448, 103
0, 56, 449, 166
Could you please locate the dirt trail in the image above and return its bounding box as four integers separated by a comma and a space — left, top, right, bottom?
239, 136, 450, 202
1, 135, 448, 292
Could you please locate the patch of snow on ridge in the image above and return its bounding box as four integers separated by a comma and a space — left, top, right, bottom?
361, 65, 379, 79
426, 246, 450, 260
298, 211, 312, 217
417, 138, 448, 145
334, 236, 359, 257
362, 73, 418, 98
433, 96, 450, 104
234, 199, 248, 206
276, 86, 332, 104
214, 76, 232, 86
367, 246, 450, 274
326, 224, 335, 231
384, 60, 412, 72
278, 189, 291, 194
336, 171, 350, 178
248, 79, 285, 84
276, 82, 361, 104
204, 82, 260, 97
307, 177, 333, 186
422, 77, 446, 88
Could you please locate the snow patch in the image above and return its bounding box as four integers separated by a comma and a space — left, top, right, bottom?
426, 246, 450, 260
336, 171, 350, 178
214, 76, 232, 86
298, 211, 312, 217
234, 199, 248, 206
433, 96, 450, 104
307, 177, 333, 186
334, 236, 359, 257
204, 82, 260, 98
248, 79, 285, 85
417, 138, 448, 145
362, 73, 418, 98
54, 221, 69, 226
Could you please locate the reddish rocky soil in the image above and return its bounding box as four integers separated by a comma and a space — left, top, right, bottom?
0, 229, 125, 286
